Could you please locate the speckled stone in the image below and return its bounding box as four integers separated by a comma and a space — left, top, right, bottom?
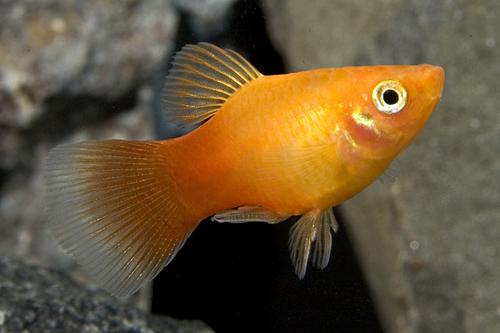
0, 0, 178, 130
0, 259, 213, 333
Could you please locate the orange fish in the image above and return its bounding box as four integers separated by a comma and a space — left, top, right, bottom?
46, 43, 444, 296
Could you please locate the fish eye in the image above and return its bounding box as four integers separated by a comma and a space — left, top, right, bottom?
372, 80, 407, 114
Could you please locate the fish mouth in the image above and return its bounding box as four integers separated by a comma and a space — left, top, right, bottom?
420, 65, 445, 100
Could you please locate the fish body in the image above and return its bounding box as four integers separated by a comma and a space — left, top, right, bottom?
46, 43, 444, 296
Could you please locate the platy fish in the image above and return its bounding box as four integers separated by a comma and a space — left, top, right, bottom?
46, 43, 444, 296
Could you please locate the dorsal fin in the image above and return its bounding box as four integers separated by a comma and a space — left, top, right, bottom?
163, 42, 262, 127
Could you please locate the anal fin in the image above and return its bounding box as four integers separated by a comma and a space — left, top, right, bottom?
212, 206, 290, 224
288, 208, 339, 279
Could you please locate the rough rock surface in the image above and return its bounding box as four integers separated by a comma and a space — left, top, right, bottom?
0, 259, 213, 333
0, 0, 177, 130
262, 0, 500, 332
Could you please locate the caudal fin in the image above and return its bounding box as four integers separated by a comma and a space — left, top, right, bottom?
46, 140, 197, 296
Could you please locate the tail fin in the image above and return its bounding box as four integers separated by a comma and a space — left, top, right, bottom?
46, 140, 197, 296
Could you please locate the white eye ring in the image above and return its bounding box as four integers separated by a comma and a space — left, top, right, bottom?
372, 80, 407, 114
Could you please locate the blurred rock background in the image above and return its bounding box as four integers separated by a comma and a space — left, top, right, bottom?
1, 0, 499, 332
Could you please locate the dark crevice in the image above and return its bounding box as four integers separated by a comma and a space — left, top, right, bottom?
2, 88, 138, 180
27, 87, 138, 145
0, 167, 9, 189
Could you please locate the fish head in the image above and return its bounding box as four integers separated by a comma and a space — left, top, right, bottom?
337, 65, 444, 160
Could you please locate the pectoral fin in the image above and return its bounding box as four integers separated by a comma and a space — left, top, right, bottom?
212, 206, 290, 224
258, 144, 337, 198
288, 208, 338, 279
377, 160, 399, 183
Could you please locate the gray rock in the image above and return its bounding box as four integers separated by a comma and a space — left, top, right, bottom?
262, 0, 500, 332
0, 0, 178, 166
0, 0, 177, 129
0, 258, 213, 333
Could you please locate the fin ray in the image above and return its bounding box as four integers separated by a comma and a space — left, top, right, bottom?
312, 208, 338, 269
163, 43, 262, 127
288, 208, 338, 279
260, 144, 337, 198
47, 140, 198, 296
378, 160, 400, 183
173, 55, 244, 90
179, 43, 257, 85
212, 206, 290, 224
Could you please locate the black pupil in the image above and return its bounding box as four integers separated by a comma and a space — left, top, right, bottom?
383, 89, 399, 105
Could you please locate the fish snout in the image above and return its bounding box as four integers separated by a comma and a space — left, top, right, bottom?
420, 65, 445, 99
